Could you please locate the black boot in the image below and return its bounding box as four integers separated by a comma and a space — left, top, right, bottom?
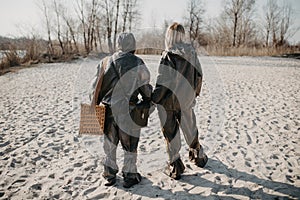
166, 158, 185, 180
104, 177, 116, 186
123, 172, 142, 188
189, 146, 208, 168
102, 166, 118, 186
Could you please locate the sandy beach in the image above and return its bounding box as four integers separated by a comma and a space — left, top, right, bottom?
0, 55, 299, 199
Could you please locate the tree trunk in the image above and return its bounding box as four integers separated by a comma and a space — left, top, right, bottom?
107, 27, 113, 53
42, 0, 53, 60
53, 0, 65, 55
113, 0, 120, 51
122, 1, 129, 32
233, 13, 238, 47
96, 19, 103, 52
69, 24, 79, 53
265, 29, 269, 47
105, 0, 113, 53
93, 31, 98, 51
272, 28, 277, 47
77, 0, 89, 54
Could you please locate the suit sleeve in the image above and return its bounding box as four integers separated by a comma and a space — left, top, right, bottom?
96, 58, 113, 104
152, 54, 173, 104
137, 61, 152, 102
194, 54, 203, 96
89, 59, 108, 106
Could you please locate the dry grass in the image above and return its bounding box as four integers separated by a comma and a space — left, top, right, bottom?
0, 50, 21, 75
204, 46, 300, 57
135, 48, 163, 55
1, 40, 299, 76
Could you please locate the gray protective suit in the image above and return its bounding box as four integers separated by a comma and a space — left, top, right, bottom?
96, 33, 152, 181
152, 43, 206, 179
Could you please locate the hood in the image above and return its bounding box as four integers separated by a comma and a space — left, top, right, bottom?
117, 32, 136, 52
167, 43, 197, 63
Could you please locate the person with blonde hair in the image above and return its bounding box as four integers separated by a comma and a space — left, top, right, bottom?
152, 22, 207, 180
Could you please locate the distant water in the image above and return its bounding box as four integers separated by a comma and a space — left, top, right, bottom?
0, 50, 26, 61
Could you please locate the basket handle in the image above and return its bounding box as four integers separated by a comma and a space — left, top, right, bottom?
91, 57, 108, 107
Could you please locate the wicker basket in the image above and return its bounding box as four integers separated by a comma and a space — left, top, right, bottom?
79, 57, 109, 135
79, 103, 105, 135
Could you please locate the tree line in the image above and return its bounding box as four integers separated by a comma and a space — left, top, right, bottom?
186, 0, 298, 55
41, 0, 299, 56
39, 0, 140, 58
1, 0, 299, 70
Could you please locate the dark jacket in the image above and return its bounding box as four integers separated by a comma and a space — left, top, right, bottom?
97, 52, 152, 106
152, 43, 202, 110
97, 32, 152, 107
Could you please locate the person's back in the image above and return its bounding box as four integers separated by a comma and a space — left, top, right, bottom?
110, 52, 150, 104
97, 32, 152, 188
98, 34, 151, 108
152, 22, 207, 180
153, 42, 202, 110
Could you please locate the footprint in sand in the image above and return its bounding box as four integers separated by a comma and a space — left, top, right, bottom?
30, 183, 42, 190
83, 187, 97, 196
0, 191, 4, 198
9, 179, 26, 189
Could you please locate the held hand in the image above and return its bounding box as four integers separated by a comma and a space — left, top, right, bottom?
149, 102, 156, 115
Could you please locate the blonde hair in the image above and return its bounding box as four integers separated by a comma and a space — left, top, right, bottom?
165, 22, 185, 50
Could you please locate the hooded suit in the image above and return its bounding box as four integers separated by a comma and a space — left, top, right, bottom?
152, 42, 206, 178
97, 33, 152, 181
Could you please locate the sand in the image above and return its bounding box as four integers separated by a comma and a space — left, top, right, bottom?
0, 55, 299, 199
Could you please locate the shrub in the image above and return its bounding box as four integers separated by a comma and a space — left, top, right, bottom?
3, 50, 21, 67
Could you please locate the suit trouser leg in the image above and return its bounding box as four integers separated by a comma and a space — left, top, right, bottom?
180, 108, 201, 149
181, 108, 207, 167
157, 107, 181, 163
103, 107, 119, 180
119, 128, 140, 179
158, 108, 185, 179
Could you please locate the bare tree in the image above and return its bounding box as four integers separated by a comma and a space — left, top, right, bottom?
262, 0, 296, 47
237, 6, 256, 46
87, 0, 100, 52
61, 8, 79, 53
74, 0, 100, 54
39, 0, 54, 60
113, 0, 120, 51
95, 16, 104, 52
103, 0, 114, 53
120, 0, 140, 32
263, 0, 280, 47
224, 0, 255, 47
96, 0, 140, 53
263, 1, 272, 47
127, 0, 139, 32
278, 2, 292, 46
16, 24, 45, 62
121, 0, 130, 32
215, 14, 233, 47
53, 0, 65, 54
185, 0, 205, 47
75, 0, 89, 54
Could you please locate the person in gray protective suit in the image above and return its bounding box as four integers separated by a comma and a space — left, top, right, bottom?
152, 22, 208, 180
96, 33, 152, 188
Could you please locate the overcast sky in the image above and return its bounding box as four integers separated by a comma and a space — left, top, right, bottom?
0, 0, 299, 43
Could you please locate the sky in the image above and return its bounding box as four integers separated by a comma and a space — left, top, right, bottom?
0, 0, 299, 43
